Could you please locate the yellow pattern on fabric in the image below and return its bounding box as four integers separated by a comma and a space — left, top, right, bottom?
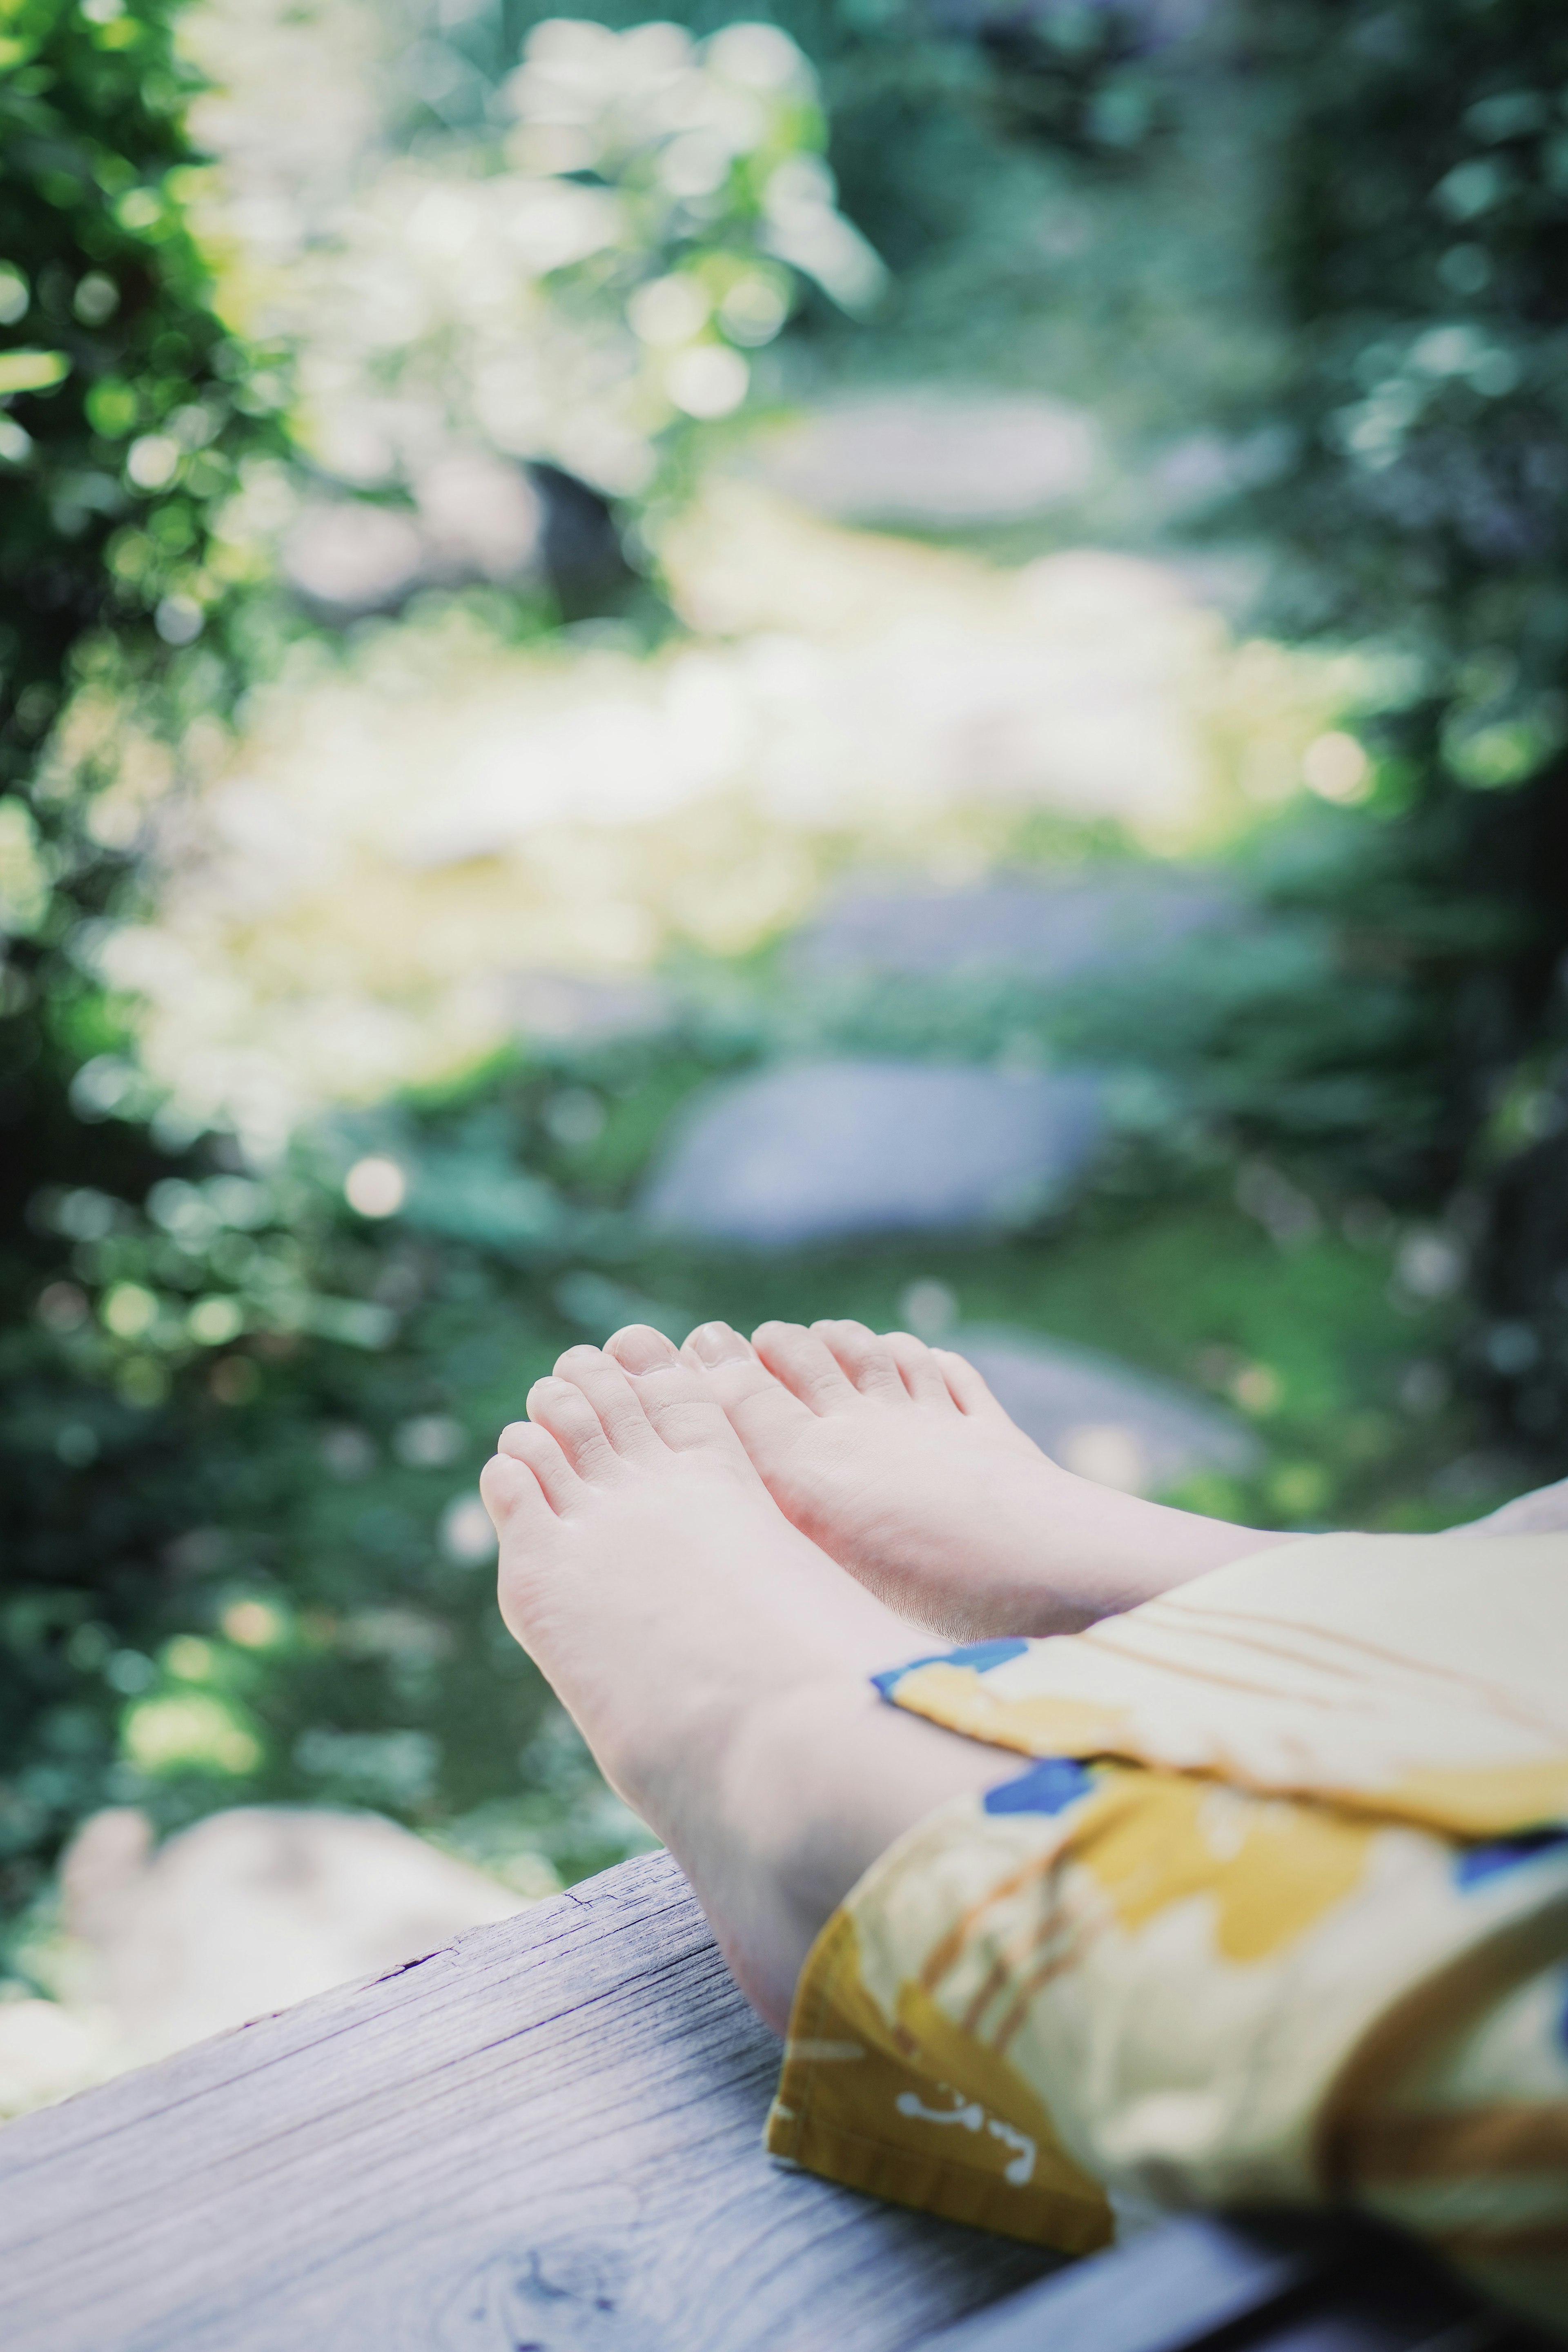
886, 1664, 1127, 1761
769, 1907, 1113, 2252
1385, 1759, 1568, 1839
886, 1668, 1568, 1843
769, 1531, 1568, 2338
1067, 1765, 1374, 1961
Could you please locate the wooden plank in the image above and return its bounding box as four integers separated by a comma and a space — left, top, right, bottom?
0, 1850, 1055, 2352
909, 2215, 1323, 2352
916, 2211, 1547, 2352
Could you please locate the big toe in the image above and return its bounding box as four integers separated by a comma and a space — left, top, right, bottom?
602, 1322, 758, 1472
684, 1319, 758, 1371
681, 1321, 815, 1469
605, 1323, 680, 1375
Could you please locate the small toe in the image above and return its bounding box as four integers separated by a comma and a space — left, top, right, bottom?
812, 1318, 909, 1403
526, 1375, 621, 1480
884, 1330, 958, 1407
933, 1347, 1028, 1432
751, 1322, 861, 1415
480, 1449, 548, 1528
494, 1419, 581, 1514
551, 1342, 664, 1461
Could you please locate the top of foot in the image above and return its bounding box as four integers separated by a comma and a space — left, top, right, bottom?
608, 1316, 1066, 1638
607, 1317, 1291, 1639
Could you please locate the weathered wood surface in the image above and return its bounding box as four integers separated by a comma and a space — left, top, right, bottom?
921, 2211, 1547, 2352
0, 1850, 1054, 2352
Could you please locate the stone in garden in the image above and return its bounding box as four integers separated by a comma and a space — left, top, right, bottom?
639, 1059, 1105, 1247
56, 1805, 527, 2065
952, 1327, 1261, 1496
504, 971, 671, 1041
751, 392, 1099, 526
793, 868, 1232, 985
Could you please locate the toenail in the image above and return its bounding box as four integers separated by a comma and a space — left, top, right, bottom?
609, 1323, 679, 1374
688, 1321, 750, 1366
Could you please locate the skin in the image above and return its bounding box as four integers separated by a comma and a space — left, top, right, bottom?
614, 1316, 1301, 1637
481, 1338, 1005, 2032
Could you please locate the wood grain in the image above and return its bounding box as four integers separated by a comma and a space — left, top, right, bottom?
0, 1851, 1055, 2352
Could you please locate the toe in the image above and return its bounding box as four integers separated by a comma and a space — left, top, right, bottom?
606, 1331, 760, 1471
751, 1321, 862, 1416
493, 1421, 581, 1515
811, 1318, 908, 1403
551, 1342, 664, 1461
683, 1320, 758, 1370
526, 1374, 622, 1481
884, 1330, 958, 1406
480, 1449, 548, 1526
605, 1323, 680, 1375
933, 1346, 1030, 1433
682, 1322, 818, 1466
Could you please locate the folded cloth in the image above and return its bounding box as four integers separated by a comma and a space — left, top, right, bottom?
766, 1533, 1568, 2334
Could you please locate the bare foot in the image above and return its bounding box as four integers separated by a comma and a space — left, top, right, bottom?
607, 1318, 1295, 1639
481, 1340, 999, 2027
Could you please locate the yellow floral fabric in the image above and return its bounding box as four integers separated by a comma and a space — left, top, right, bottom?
766, 1534, 1568, 2332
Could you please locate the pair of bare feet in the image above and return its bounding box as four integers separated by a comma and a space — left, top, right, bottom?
480, 1316, 1295, 2029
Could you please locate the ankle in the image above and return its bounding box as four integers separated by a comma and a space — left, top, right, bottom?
716, 1673, 1005, 2022
1019, 1471, 1304, 1629
707, 1676, 875, 2007
902, 1454, 1303, 1639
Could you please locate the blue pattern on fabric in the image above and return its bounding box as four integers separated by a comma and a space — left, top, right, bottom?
1454, 1826, 1568, 1889
870, 1636, 1029, 1700
984, 1757, 1096, 1817
942, 1638, 1031, 1671
945, 1637, 1031, 1671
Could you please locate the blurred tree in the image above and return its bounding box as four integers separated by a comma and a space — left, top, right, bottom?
951, 0, 1568, 1461
0, 0, 289, 1918
1233, 0, 1568, 1453
0, 0, 291, 1259
267, 13, 886, 621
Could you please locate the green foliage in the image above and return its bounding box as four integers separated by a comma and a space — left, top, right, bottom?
397, 0, 1254, 439
0, 0, 291, 1286
0, 1069, 643, 1928
860, 0, 1568, 1444
1213, 1, 1568, 1441
0, 0, 292, 1926
278, 15, 888, 542
0, 0, 289, 760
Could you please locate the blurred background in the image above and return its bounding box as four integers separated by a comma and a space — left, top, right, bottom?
3, 0, 1567, 2109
